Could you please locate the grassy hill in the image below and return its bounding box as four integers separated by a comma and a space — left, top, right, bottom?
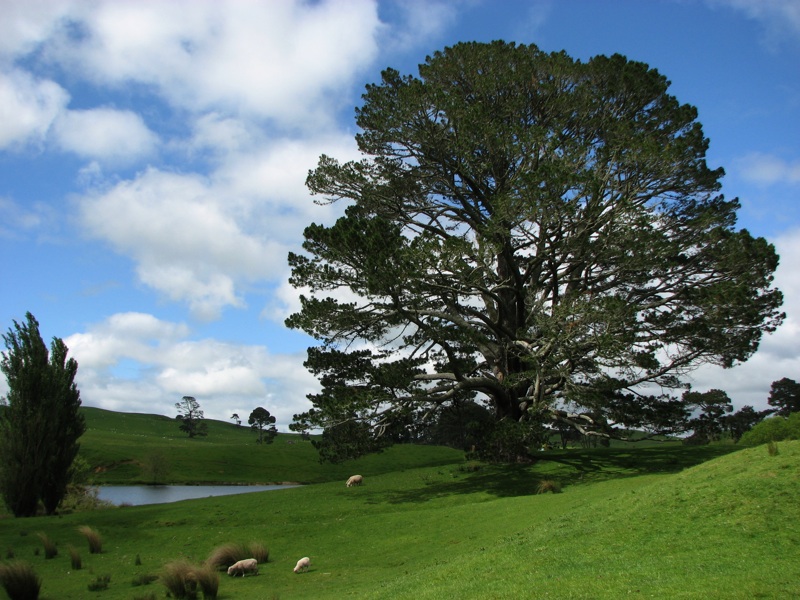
0, 409, 797, 599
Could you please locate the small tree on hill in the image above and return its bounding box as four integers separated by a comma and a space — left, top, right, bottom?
231, 413, 241, 427
0, 312, 86, 517
175, 396, 208, 438
248, 407, 278, 444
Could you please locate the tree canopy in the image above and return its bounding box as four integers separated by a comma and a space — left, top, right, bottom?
0, 312, 85, 516
286, 41, 784, 461
248, 407, 278, 444
767, 377, 800, 417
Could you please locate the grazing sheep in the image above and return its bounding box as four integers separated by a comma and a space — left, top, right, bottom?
227, 558, 258, 577
346, 474, 363, 487
293, 556, 311, 573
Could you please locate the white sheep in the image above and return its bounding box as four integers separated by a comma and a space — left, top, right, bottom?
227, 558, 258, 577
293, 556, 311, 573
346, 474, 363, 487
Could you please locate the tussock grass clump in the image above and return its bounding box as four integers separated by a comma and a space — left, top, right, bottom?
87, 574, 110, 591
67, 544, 82, 570
161, 560, 198, 599
536, 479, 562, 494
206, 541, 268, 570
193, 564, 220, 599
35, 532, 57, 559
77, 525, 103, 554
131, 573, 158, 587
248, 542, 269, 564
0, 561, 42, 600
767, 440, 779, 456
5, 547, 14, 559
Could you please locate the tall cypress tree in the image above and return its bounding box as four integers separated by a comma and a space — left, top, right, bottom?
0, 313, 85, 517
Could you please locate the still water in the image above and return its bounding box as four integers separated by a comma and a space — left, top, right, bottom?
97, 484, 301, 506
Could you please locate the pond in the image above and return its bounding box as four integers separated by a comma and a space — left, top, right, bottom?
96, 484, 301, 506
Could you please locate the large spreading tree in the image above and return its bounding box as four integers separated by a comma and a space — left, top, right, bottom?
0, 312, 86, 516
286, 42, 784, 461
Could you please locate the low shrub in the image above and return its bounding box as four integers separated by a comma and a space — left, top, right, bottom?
0, 561, 42, 600
77, 525, 103, 554
740, 412, 800, 445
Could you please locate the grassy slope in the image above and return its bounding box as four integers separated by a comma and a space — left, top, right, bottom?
79, 407, 463, 484
0, 410, 797, 599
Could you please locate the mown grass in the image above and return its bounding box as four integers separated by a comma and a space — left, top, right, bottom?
1, 418, 797, 600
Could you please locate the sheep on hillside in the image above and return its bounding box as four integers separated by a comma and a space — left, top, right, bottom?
227, 558, 258, 577
346, 474, 363, 487
293, 556, 311, 573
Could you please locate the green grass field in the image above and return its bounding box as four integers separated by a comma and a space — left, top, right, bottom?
1, 409, 798, 599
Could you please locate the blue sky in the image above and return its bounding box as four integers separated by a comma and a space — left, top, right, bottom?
1, 0, 799, 428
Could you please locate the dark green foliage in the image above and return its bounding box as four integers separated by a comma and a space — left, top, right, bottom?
287, 41, 784, 462
175, 396, 208, 438
683, 389, 733, 444
0, 561, 41, 600
248, 407, 278, 444
767, 378, 800, 417
740, 412, 800, 445
0, 313, 86, 516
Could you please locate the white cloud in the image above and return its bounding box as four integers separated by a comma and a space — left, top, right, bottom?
53, 107, 159, 164
0, 0, 80, 61
735, 152, 800, 186
0, 68, 69, 149
77, 167, 288, 320
45, 0, 382, 127
63, 312, 318, 427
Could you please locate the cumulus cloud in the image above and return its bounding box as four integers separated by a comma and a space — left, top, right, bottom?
44, 0, 382, 127
53, 107, 159, 164
63, 312, 318, 427
0, 68, 69, 149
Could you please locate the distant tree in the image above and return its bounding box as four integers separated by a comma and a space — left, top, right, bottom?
175, 396, 208, 438
767, 378, 800, 417
722, 405, 774, 442
0, 312, 86, 517
286, 41, 784, 463
141, 450, 170, 484
231, 413, 242, 427
248, 407, 278, 444
683, 389, 732, 445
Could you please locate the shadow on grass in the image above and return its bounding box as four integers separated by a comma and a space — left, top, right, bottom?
371, 444, 743, 505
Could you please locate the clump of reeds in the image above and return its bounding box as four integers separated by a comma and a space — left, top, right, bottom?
35, 532, 57, 559
0, 561, 42, 600
206, 541, 268, 571
193, 564, 220, 600
77, 525, 103, 554
161, 560, 198, 600
67, 544, 82, 570
87, 574, 110, 592
135, 553, 142, 566
536, 479, 562, 494
132, 573, 158, 587
248, 542, 269, 564
767, 439, 779, 456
